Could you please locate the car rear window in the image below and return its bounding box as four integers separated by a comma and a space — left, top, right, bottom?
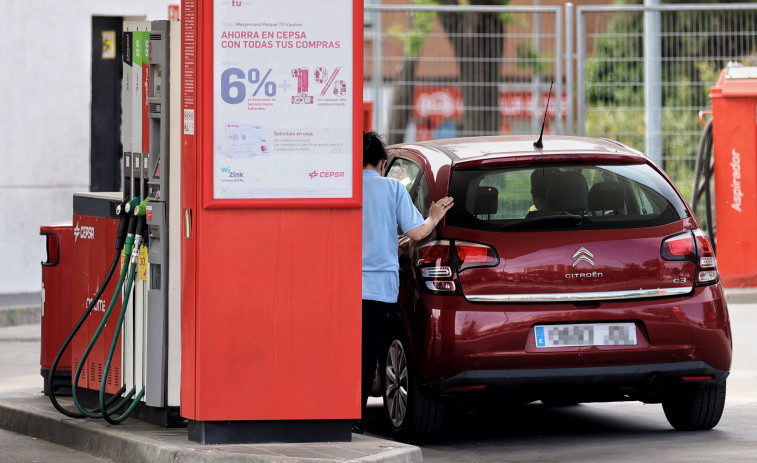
446, 164, 690, 231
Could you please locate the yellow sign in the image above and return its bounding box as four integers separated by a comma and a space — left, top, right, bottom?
102, 31, 116, 59
139, 246, 149, 281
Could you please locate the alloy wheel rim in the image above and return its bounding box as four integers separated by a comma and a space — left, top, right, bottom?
385, 339, 409, 428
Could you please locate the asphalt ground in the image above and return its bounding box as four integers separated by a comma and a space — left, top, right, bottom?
1, 289, 754, 462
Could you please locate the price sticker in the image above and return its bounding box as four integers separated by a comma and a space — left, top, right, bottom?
139, 246, 149, 281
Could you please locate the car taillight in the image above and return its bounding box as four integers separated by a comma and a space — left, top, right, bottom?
661, 233, 695, 261
416, 240, 499, 294
455, 241, 499, 271
416, 240, 457, 293
661, 230, 718, 285
693, 229, 718, 283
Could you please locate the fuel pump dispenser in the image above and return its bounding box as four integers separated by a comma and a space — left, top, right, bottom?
48, 19, 182, 427
702, 64, 757, 287
50, 0, 363, 443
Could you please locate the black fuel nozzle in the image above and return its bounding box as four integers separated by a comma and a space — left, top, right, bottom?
115, 199, 131, 251
127, 213, 138, 237
141, 217, 150, 245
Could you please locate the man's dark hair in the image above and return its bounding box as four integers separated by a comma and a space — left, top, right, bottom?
363, 131, 388, 167
530, 168, 550, 202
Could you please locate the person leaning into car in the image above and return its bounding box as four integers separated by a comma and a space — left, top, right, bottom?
356, 131, 454, 434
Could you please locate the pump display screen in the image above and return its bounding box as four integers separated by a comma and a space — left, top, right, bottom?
212, 0, 354, 200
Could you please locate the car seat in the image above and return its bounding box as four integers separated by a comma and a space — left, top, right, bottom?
545, 171, 589, 215
588, 181, 627, 216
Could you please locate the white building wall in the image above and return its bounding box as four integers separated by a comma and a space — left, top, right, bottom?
0, 1, 176, 294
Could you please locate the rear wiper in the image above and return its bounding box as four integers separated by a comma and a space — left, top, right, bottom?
498, 214, 583, 230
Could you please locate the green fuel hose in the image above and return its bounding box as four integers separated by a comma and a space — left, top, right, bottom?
68, 196, 149, 422
99, 211, 148, 424
70, 226, 137, 418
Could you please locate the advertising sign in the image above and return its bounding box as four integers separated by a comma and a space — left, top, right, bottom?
213, 0, 355, 201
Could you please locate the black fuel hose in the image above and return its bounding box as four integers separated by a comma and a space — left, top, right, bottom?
691, 118, 716, 250
47, 202, 131, 418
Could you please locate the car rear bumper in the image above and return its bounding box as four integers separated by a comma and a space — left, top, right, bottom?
426, 360, 729, 402
408, 284, 732, 383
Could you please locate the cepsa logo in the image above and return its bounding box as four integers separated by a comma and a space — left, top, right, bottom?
309, 170, 346, 179
73, 220, 95, 242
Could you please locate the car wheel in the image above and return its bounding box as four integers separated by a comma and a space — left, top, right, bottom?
383, 334, 446, 441
662, 381, 726, 431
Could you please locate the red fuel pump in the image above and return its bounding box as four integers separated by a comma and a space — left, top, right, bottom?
709, 65, 757, 287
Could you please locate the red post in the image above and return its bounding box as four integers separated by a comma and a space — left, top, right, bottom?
181, 0, 363, 444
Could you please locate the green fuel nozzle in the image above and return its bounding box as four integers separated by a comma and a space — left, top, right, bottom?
124, 197, 141, 214
134, 198, 149, 217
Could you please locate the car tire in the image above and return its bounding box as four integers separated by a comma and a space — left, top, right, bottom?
662, 381, 726, 431
382, 332, 446, 441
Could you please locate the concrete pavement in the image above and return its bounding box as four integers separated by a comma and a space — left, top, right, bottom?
0, 293, 421, 463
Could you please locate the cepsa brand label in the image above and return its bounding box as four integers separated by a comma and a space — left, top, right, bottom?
309, 170, 345, 179
85, 297, 107, 313
73, 221, 96, 242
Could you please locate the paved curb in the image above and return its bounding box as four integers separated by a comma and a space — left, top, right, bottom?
0, 306, 40, 327
724, 288, 757, 305
0, 392, 422, 463
0, 293, 41, 327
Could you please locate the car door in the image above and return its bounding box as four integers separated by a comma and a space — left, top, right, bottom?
386, 153, 430, 312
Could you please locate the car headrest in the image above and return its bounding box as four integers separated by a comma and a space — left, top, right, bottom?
474, 186, 499, 216
588, 182, 626, 215
546, 172, 588, 214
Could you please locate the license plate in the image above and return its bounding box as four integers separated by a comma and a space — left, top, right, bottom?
534, 323, 637, 348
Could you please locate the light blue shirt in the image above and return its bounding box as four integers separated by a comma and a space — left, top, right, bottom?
363, 170, 425, 303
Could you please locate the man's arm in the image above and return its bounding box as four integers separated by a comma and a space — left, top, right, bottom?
406, 196, 454, 241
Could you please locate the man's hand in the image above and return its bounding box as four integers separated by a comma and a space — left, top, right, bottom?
429, 196, 455, 224
406, 196, 454, 241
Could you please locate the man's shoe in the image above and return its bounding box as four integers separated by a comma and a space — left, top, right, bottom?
352, 419, 365, 434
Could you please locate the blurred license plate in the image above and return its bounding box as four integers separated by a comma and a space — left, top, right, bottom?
534, 323, 636, 348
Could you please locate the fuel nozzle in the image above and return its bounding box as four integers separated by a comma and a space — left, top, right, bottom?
134, 198, 149, 217
115, 199, 131, 251
130, 199, 149, 261
124, 197, 141, 215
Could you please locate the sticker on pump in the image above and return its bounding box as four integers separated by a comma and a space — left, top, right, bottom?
146, 205, 152, 221
139, 246, 149, 281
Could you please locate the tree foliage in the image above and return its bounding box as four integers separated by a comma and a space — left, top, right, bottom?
584, 0, 757, 202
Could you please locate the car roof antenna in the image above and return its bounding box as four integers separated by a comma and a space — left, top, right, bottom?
533, 80, 554, 149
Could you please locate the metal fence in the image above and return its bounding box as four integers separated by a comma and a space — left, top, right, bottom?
577, 2, 757, 202
364, 4, 564, 145
365, 2, 757, 201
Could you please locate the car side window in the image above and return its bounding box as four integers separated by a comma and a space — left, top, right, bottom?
386, 158, 421, 193
386, 157, 427, 233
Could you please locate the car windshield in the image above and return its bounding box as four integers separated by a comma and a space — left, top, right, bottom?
446, 164, 689, 231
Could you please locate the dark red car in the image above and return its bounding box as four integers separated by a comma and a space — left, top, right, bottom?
379, 135, 732, 440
